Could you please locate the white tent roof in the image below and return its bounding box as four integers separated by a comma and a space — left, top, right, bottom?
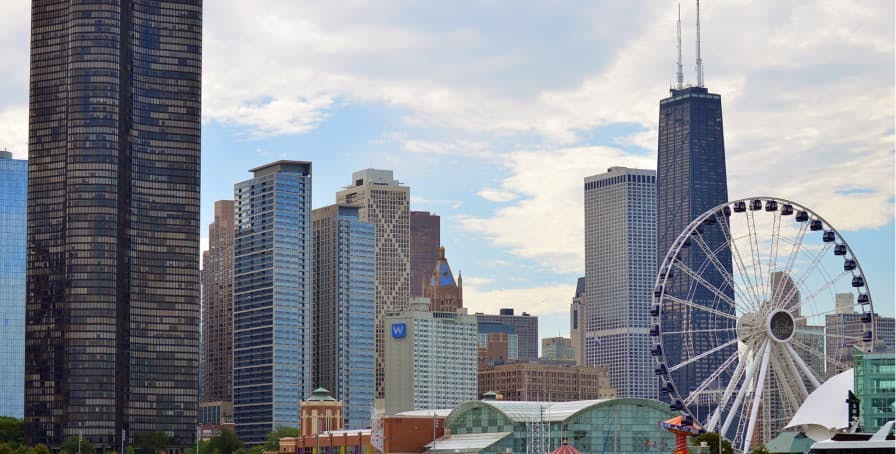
785, 368, 853, 440
476, 400, 608, 423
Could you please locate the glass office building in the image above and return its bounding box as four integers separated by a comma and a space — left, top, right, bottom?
234, 161, 312, 444
0, 151, 26, 418
26, 1, 201, 448
311, 204, 375, 430
854, 350, 896, 432
656, 86, 734, 404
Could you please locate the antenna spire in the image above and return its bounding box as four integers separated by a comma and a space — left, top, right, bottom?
676, 3, 683, 89
696, 0, 704, 87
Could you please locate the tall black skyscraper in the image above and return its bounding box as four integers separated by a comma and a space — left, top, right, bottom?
657, 84, 734, 403
26, 1, 202, 448
656, 4, 733, 402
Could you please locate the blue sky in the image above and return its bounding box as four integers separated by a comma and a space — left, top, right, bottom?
0, 1, 893, 340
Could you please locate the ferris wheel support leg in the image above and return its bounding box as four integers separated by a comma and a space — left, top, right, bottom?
706, 354, 747, 432
720, 345, 764, 436
785, 343, 821, 389
743, 341, 772, 453
780, 346, 810, 402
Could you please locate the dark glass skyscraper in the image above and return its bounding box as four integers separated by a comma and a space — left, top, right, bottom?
234, 162, 312, 445
26, 0, 202, 448
656, 86, 734, 403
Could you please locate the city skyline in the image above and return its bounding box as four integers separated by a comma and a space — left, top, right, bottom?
1, 1, 893, 343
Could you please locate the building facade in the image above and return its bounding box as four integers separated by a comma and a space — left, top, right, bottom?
384, 300, 478, 415
570, 277, 585, 366
475, 309, 538, 361
477, 323, 519, 369
26, 1, 202, 448
826, 312, 895, 377
656, 86, 734, 402
311, 204, 376, 430
541, 337, 576, 362
854, 350, 896, 432
422, 247, 463, 313
201, 200, 235, 427
337, 169, 410, 400
478, 363, 616, 402
584, 167, 656, 398
410, 211, 440, 297
0, 151, 26, 418
234, 162, 312, 444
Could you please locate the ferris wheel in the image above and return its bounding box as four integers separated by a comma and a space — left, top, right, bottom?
649, 197, 877, 452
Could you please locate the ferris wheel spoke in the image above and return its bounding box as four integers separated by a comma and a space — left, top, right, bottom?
766, 210, 784, 303
669, 338, 738, 374
684, 350, 739, 408
769, 347, 803, 417
690, 231, 755, 313
715, 212, 765, 310
773, 241, 834, 312
706, 352, 747, 431
671, 261, 742, 314
796, 304, 842, 323
790, 338, 849, 378
779, 345, 810, 402
784, 343, 821, 388
772, 221, 810, 303
743, 341, 772, 453
746, 210, 769, 305
662, 294, 738, 321
782, 270, 852, 314
662, 327, 737, 336
721, 344, 765, 436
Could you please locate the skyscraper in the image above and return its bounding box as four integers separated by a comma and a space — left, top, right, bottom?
570, 277, 586, 366
474, 309, 539, 361
234, 162, 312, 444
0, 151, 26, 418
584, 167, 657, 398
336, 169, 410, 400
26, 1, 201, 448
410, 211, 440, 297
421, 246, 463, 313
200, 200, 236, 428
311, 204, 376, 430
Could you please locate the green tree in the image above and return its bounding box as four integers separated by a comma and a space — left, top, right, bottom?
125, 446, 136, 454
0, 418, 23, 447
133, 431, 170, 454
0, 443, 14, 454
207, 430, 243, 454
13, 445, 35, 454
247, 446, 264, 454
691, 432, 733, 454
60, 436, 95, 454
749, 447, 771, 454
33, 444, 50, 454
261, 427, 299, 452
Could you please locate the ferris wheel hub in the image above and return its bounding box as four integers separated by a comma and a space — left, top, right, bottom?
767, 310, 796, 343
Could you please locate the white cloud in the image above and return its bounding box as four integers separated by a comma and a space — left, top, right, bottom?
463, 283, 576, 316
477, 187, 518, 203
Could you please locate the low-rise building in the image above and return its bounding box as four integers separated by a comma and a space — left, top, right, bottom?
541, 337, 576, 362
478, 363, 616, 402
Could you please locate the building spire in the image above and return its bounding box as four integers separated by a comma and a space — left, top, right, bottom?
676, 3, 684, 89
696, 0, 704, 87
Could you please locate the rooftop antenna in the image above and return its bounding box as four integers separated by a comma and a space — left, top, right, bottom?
696, 0, 704, 87
676, 3, 684, 89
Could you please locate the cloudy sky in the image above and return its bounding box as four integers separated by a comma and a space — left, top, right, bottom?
0, 1, 893, 338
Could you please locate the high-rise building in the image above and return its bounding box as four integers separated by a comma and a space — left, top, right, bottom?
656, 82, 734, 401
26, 1, 201, 448
824, 311, 893, 378
0, 151, 26, 418
570, 277, 585, 366
584, 167, 657, 398
383, 299, 478, 414
336, 169, 410, 400
200, 200, 235, 428
475, 309, 538, 361
422, 246, 463, 312
311, 204, 376, 430
410, 211, 440, 297
541, 337, 576, 362
234, 162, 312, 444
477, 363, 616, 402
854, 350, 896, 432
